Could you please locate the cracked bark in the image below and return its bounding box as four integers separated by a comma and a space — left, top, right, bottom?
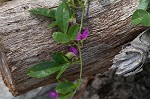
0, 0, 146, 96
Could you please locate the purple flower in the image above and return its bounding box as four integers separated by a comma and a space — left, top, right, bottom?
76, 32, 82, 41
70, 46, 78, 55
48, 90, 58, 99
76, 28, 89, 41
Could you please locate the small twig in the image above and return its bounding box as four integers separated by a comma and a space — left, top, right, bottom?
75, 76, 95, 99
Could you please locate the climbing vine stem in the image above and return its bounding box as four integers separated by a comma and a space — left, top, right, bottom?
79, 0, 86, 83
71, 0, 88, 97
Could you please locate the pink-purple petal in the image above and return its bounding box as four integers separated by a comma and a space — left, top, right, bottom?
81, 28, 89, 40
48, 90, 58, 99
76, 32, 82, 41
70, 47, 78, 55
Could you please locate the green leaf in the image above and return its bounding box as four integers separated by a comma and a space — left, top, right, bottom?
141, 14, 150, 26
52, 52, 69, 64
27, 61, 61, 78
138, 0, 150, 10
131, 9, 149, 25
29, 8, 56, 18
58, 95, 67, 99
52, 32, 70, 43
55, 2, 70, 33
68, 24, 79, 40
74, 79, 81, 89
56, 82, 75, 94
58, 92, 74, 99
56, 64, 70, 79
48, 21, 57, 29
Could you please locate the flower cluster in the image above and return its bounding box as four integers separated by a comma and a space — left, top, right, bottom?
76, 28, 89, 41
70, 27, 89, 55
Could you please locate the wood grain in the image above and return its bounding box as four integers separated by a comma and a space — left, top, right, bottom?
0, 0, 146, 96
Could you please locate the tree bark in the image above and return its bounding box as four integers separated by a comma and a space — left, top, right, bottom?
0, 0, 146, 96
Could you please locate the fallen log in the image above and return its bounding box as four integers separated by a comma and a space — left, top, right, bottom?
0, 0, 146, 96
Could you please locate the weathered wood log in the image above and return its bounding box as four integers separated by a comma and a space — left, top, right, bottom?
0, 0, 146, 96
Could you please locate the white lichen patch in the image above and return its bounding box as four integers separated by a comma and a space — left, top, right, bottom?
111, 29, 150, 76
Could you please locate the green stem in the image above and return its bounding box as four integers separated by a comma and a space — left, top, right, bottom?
78, 0, 88, 85
70, 45, 83, 99
73, 0, 85, 81
78, 46, 83, 81
79, 6, 85, 32
71, 0, 88, 98
84, 0, 88, 7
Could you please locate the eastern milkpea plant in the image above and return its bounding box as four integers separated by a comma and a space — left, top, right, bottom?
27, 0, 88, 99
131, 0, 150, 26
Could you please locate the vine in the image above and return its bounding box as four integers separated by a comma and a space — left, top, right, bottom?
27, 0, 88, 99
26, 0, 150, 98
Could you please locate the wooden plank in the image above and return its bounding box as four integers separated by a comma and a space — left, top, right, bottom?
0, 0, 146, 96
